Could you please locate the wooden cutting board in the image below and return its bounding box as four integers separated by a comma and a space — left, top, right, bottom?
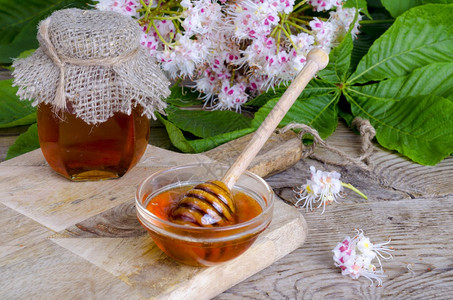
0, 132, 306, 299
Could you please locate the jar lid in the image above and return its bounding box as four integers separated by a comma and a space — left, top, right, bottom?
12, 8, 170, 124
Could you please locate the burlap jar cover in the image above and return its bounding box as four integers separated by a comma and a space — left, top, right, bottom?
12, 8, 170, 124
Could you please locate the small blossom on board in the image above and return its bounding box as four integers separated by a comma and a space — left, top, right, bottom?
293, 166, 367, 214
333, 229, 394, 286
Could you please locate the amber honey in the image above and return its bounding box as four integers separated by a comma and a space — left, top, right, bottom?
37, 102, 149, 181
142, 184, 265, 266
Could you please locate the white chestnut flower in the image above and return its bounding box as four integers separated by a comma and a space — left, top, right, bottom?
294, 166, 367, 214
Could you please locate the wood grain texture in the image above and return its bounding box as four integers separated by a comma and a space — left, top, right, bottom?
0, 239, 140, 299
2, 121, 452, 299
204, 130, 302, 178
214, 122, 453, 299
0, 139, 307, 299
50, 200, 306, 300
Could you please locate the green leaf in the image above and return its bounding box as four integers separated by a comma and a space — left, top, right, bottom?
0, 79, 36, 128
318, 32, 354, 83
166, 85, 203, 107
253, 91, 340, 139
247, 80, 337, 107
245, 87, 287, 108
345, 63, 453, 164
2, 49, 36, 70
350, 13, 393, 72
344, 0, 371, 19
6, 123, 40, 159
188, 127, 255, 153
156, 114, 196, 153
166, 106, 252, 139
351, 63, 453, 100
157, 112, 255, 153
381, 0, 453, 18
0, 0, 92, 63
0, 113, 37, 129
380, 0, 418, 17
344, 91, 453, 165
348, 4, 453, 84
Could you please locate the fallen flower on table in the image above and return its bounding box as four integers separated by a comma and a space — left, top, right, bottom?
333, 229, 394, 286
293, 166, 367, 214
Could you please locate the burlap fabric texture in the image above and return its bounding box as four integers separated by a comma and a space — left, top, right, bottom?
12, 8, 170, 125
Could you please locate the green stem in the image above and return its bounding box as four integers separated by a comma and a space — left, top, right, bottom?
171, 78, 182, 89
151, 19, 173, 47
139, 0, 152, 21
270, 25, 280, 38
292, 0, 308, 11
151, 15, 181, 20
157, 10, 182, 15
281, 25, 297, 50
359, 19, 394, 24
341, 182, 368, 200
290, 16, 327, 23
230, 68, 236, 87
172, 19, 182, 34
286, 20, 312, 34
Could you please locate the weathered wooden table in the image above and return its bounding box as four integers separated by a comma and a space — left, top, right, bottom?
1, 123, 452, 299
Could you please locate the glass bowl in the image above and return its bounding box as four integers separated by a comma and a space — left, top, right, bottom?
135, 163, 274, 267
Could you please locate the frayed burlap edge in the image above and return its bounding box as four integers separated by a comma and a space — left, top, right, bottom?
12, 9, 170, 125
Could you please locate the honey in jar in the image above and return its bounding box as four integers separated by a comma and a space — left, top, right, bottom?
37, 102, 149, 181
142, 184, 264, 266
12, 9, 170, 181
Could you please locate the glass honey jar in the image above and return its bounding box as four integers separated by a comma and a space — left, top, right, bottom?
37, 102, 150, 180
12, 8, 170, 180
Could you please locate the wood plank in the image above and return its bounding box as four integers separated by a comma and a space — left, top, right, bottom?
50, 199, 306, 300
313, 122, 453, 195
0, 147, 213, 232
0, 203, 52, 259
0, 138, 308, 299
0, 239, 140, 299
214, 122, 453, 299
204, 130, 302, 178
216, 183, 453, 299
3, 119, 452, 299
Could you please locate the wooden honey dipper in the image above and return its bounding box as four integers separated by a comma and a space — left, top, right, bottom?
170, 48, 329, 227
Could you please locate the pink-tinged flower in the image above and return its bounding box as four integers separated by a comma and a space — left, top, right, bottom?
330, 7, 362, 40
214, 79, 249, 111
94, 0, 364, 111
333, 230, 394, 286
226, 0, 280, 40
294, 166, 367, 214
157, 34, 205, 78
140, 32, 159, 55
309, 17, 336, 52
182, 0, 222, 35
308, 0, 342, 11
95, 0, 141, 17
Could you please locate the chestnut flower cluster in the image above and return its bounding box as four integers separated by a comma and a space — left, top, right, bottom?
333, 230, 394, 286
94, 0, 362, 111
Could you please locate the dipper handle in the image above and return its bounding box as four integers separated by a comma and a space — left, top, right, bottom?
221, 48, 329, 189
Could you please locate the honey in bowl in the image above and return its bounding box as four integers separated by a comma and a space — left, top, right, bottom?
135, 163, 274, 267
